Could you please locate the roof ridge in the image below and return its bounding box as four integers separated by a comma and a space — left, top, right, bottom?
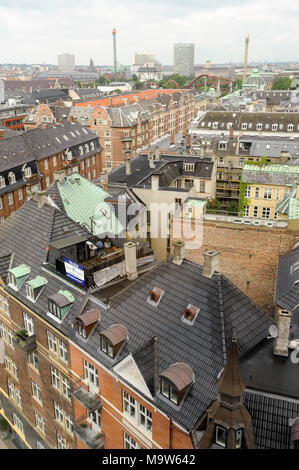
216, 274, 227, 362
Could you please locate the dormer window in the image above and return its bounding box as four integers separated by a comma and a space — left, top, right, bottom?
48, 290, 74, 322
256, 123, 263, 130
272, 124, 278, 131
159, 362, 194, 405
8, 172, 16, 185
226, 122, 233, 130
148, 287, 165, 307
288, 124, 294, 132
79, 146, 84, 155
24, 166, 32, 178
0, 176, 5, 189
76, 309, 100, 340
7, 264, 31, 291
241, 123, 247, 130
215, 425, 227, 447
184, 163, 194, 172
212, 122, 218, 129
100, 324, 127, 359
25, 276, 47, 302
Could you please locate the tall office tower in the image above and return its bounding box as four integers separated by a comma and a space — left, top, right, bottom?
173, 43, 195, 76
134, 53, 156, 65
57, 53, 75, 73
112, 28, 117, 81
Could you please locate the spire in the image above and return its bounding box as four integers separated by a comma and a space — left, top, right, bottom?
217, 333, 245, 400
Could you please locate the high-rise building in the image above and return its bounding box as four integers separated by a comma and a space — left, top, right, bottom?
134, 53, 157, 66
173, 43, 195, 76
57, 53, 75, 73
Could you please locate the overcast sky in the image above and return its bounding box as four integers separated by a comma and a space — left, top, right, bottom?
1, 0, 299, 65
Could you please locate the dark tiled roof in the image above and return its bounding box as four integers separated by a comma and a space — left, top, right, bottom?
275, 247, 299, 310
0, 253, 12, 283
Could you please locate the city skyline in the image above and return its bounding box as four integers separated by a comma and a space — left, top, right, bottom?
1, 0, 299, 65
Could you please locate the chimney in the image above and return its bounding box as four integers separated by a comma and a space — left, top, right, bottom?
235, 134, 240, 155
124, 241, 138, 280
70, 115, 75, 123
170, 133, 175, 145
273, 309, 292, 357
155, 147, 160, 161
202, 250, 219, 278
53, 169, 66, 183
99, 171, 108, 190
186, 134, 191, 149
172, 240, 185, 265
151, 174, 159, 191
125, 156, 131, 175
36, 191, 49, 209
229, 126, 234, 139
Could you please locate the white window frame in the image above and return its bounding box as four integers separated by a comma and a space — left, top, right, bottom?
124, 432, 141, 449
262, 207, 271, 219
32, 381, 42, 404
23, 311, 34, 336
263, 187, 272, 199
35, 411, 45, 434
244, 186, 251, 197
13, 413, 24, 434
8, 193, 13, 206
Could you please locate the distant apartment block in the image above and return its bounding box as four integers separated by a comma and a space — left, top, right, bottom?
58, 53, 75, 74
173, 43, 195, 77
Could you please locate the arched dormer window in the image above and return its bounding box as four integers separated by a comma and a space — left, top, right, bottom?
0, 176, 5, 189
159, 362, 194, 405
76, 309, 100, 339
288, 124, 294, 132
8, 172, 16, 185
100, 324, 127, 358
24, 165, 32, 178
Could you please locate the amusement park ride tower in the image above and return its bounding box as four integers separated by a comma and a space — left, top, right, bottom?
242, 33, 250, 85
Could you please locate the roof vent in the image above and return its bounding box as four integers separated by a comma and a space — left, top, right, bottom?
148, 287, 165, 307
182, 304, 200, 325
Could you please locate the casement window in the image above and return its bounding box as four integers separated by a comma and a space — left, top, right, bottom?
123, 391, 136, 418
47, 331, 57, 354
253, 206, 258, 218
2, 296, 10, 316
44, 159, 48, 170
54, 402, 73, 435
243, 206, 249, 217
160, 377, 178, 404
35, 411, 45, 433
54, 402, 64, 424
215, 425, 227, 447
0, 197, 2, 210
124, 432, 141, 449
8, 193, 13, 206
53, 156, 57, 167
58, 339, 68, 363
5, 355, 18, 379
263, 188, 272, 199
32, 381, 42, 404
8, 172, 16, 185
51, 366, 60, 390
65, 413, 73, 434
139, 404, 152, 432
23, 312, 34, 336
78, 323, 87, 339
272, 124, 278, 131
200, 180, 206, 193
0, 322, 6, 341
45, 177, 50, 187
48, 301, 62, 320
57, 434, 67, 449
24, 166, 32, 178
184, 163, 194, 171
12, 413, 24, 434
81, 161, 85, 170
36, 441, 45, 450
51, 366, 71, 400
92, 156, 95, 165
8, 381, 15, 399
262, 207, 271, 219
28, 352, 39, 370
15, 390, 22, 409
93, 169, 96, 178
244, 186, 251, 197
0, 176, 5, 188
47, 332, 68, 364
123, 391, 152, 433
254, 187, 260, 198
256, 123, 263, 131
276, 189, 280, 200
18, 189, 23, 201
288, 124, 294, 131
84, 360, 99, 387
7, 328, 14, 349
284, 188, 291, 198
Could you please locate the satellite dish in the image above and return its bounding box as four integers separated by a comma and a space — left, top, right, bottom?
269, 325, 278, 338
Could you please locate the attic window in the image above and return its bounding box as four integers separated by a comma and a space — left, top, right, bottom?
182, 304, 200, 325
24, 166, 32, 178
7, 264, 31, 291
159, 362, 194, 405
148, 287, 165, 307
0, 176, 5, 189
8, 172, 16, 185
100, 324, 127, 359
288, 124, 294, 131
256, 123, 263, 130
25, 276, 48, 302
48, 290, 74, 322
76, 309, 100, 339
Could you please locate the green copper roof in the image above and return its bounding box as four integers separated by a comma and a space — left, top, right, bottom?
8, 264, 31, 278
26, 276, 48, 289
276, 184, 297, 214
58, 290, 75, 304
243, 164, 299, 174
186, 199, 207, 208
57, 173, 124, 236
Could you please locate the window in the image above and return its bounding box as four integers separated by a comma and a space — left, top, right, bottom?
48, 301, 61, 320
0, 176, 5, 189
24, 166, 32, 178
81, 161, 85, 170
45, 177, 50, 187
47, 331, 57, 353
123, 391, 136, 418
288, 124, 294, 131
58, 339, 68, 363
254, 187, 260, 198
57, 434, 66, 449
0, 321, 6, 341
8, 381, 15, 399
13, 413, 24, 434
243, 206, 249, 217
7, 329, 14, 349
215, 426, 227, 447
2, 296, 10, 316
272, 124, 278, 131
62, 376, 71, 400
241, 123, 247, 130
284, 188, 291, 198
15, 390, 22, 409
51, 367, 60, 390
262, 207, 271, 219
253, 206, 258, 218
28, 352, 39, 370
139, 404, 152, 432
32, 381, 42, 404
124, 432, 140, 449
184, 163, 194, 171
53, 156, 57, 167
23, 312, 34, 336
161, 378, 178, 404
5, 355, 18, 379
256, 123, 263, 131
51, 366, 71, 400
36, 441, 45, 449
44, 159, 48, 170
244, 186, 250, 197
25, 284, 35, 301
184, 178, 193, 187
54, 401, 63, 424
0, 197, 2, 210
54, 402, 73, 435
65, 413, 73, 435
263, 188, 272, 199
200, 180, 205, 193
35, 411, 45, 434
8, 193, 13, 206
78, 323, 87, 339
235, 429, 243, 448
84, 360, 98, 387
18, 189, 23, 201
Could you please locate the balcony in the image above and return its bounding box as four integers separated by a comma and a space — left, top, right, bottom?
72, 379, 102, 413
120, 136, 133, 142
13, 331, 37, 354
74, 417, 104, 449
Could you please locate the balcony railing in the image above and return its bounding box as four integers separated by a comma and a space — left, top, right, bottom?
74, 415, 104, 449
13, 330, 37, 354
71, 378, 102, 413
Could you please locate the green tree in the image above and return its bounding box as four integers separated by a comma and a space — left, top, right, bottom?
206, 198, 222, 211
134, 81, 143, 90
132, 74, 138, 82
271, 76, 292, 90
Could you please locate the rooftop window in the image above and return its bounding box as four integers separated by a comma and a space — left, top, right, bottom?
100, 324, 127, 359
47, 290, 74, 322
76, 309, 100, 339
25, 276, 48, 302
8, 172, 16, 185
159, 362, 194, 405
0, 176, 5, 189
7, 264, 31, 291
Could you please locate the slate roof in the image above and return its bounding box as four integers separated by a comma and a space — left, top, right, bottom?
108, 154, 214, 189
68, 257, 272, 431
242, 163, 299, 186
0, 122, 100, 172
275, 246, 299, 313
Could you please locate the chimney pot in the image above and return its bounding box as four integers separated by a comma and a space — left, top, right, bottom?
53, 169, 66, 183
36, 190, 48, 208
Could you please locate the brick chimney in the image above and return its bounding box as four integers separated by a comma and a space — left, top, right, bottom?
186, 134, 191, 149
273, 309, 292, 357
36, 191, 49, 208
70, 115, 75, 123
229, 126, 234, 139
172, 240, 185, 265
202, 250, 219, 278
125, 156, 131, 176
170, 133, 175, 145
155, 147, 160, 161
53, 170, 66, 183
124, 241, 138, 280
99, 171, 108, 191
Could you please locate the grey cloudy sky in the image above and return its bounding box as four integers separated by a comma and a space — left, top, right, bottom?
1, 0, 298, 65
